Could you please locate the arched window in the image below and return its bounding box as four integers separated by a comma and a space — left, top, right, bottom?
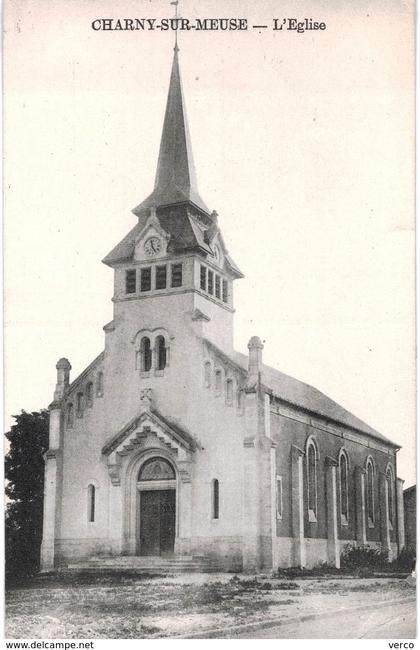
138, 457, 175, 481
366, 457, 375, 526
67, 403, 74, 428
226, 378, 233, 404
87, 484, 95, 523
212, 479, 219, 519
339, 450, 349, 525
306, 438, 317, 521
86, 382, 93, 407
386, 465, 395, 526
276, 475, 283, 520
140, 337, 152, 372
76, 392, 83, 417
96, 371, 103, 397
215, 369, 222, 394
204, 362, 211, 388
155, 335, 167, 371
236, 389, 244, 412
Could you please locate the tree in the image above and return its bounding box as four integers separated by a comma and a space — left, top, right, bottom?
5, 410, 49, 579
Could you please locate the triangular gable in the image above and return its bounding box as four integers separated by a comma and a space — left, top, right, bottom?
102, 407, 198, 457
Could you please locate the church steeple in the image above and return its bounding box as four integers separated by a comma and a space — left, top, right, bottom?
133, 47, 209, 216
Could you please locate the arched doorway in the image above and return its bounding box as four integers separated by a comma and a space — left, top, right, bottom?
137, 456, 176, 556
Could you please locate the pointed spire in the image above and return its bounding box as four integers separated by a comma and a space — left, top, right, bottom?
133, 48, 209, 216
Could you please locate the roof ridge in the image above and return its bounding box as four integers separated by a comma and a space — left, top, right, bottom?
64, 351, 105, 398
205, 338, 399, 448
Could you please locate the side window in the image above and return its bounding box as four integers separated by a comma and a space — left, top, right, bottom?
67, 403, 74, 428
226, 378, 233, 404
87, 484, 95, 523
386, 465, 395, 527
86, 382, 93, 408
236, 389, 243, 412
212, 479, 219, 519
204, 361, 211, 387
76, 392, 84, 418
366, 458, 375, 526
306, 439, 318, 522
339, 450, 349, 525
96, 371, 104, 397
276, 476, 283, 520
215, 369, 222, 394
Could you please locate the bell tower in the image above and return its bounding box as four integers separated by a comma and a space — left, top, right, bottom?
102, 45, 243, 352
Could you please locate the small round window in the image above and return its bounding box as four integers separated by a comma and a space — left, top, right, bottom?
138, 457, 175, 481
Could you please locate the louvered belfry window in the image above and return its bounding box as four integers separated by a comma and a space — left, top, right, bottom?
125, 269, 137, 294
171, 263, 183, 287
200, 265, 207, 290
140, 267, 151, 292
208, 270, 214, 295
156, 265, 167, 289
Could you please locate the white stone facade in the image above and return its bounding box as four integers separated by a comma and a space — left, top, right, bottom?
40, 49, 405, 573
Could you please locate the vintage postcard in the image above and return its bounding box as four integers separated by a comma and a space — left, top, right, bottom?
4, 0, 416, 643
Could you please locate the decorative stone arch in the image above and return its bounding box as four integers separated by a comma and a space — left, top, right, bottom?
133, 327, 173, 371
122, 447, 180, 555
101, 392, 197, 557
305, 435, 319, 522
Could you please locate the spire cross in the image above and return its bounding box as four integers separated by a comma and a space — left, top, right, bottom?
170, 0, 180, 51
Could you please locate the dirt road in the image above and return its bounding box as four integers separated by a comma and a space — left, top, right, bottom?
232, 598, 416, 639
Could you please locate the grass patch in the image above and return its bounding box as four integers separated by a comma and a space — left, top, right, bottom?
6, 570, 162, 591
229, 575, 299, 591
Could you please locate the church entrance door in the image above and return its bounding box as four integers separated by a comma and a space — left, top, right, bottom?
139, 489, 176, 556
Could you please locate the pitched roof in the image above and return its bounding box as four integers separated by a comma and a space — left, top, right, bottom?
132, 48, 209, 216
102, 209, 214, 265
205, 339, 399, 448
102, 207, 243, 278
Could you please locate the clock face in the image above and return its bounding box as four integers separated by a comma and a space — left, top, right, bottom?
144, 237, 162, 257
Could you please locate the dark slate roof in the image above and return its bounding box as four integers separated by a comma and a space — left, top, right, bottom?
102, 208, 243, 278
204, 339, 399, 448
102, 210, 213, 266
132, 48, 209, 216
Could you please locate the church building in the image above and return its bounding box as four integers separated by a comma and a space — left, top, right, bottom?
41, 46, 405, 573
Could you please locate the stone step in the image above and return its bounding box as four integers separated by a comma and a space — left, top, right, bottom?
64, 554, 221, 574
64, 564, 220, 574
86, 560, 212, 566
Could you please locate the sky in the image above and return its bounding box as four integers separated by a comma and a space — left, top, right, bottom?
4, 0, 415, 486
